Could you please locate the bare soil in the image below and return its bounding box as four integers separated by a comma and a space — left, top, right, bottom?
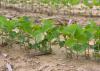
0, 6, 100, 26
0, 44, 100, 71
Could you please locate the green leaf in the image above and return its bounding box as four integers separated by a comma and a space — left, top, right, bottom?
83, 0, 93, 8
0, 16, 8, 30
18, 16, 32, 33
74, 29, 89, 43
41, 20, 54, 32
93, 44, 100, 52
41, 0, 49, 4
93, 0, 100, 6
32, 28, 42, 37
65, 38, 76, 47
35, 33, 45, 43
46, 27, 59, 41
59, 41, 65, 48
61, 26, 69, 35
83, 30, 93, 40
32, 25, 42, 37
5, 20, 16, 32
71, 43, 88, 52
9, 31, 17, 39
33, 43, 41, 49
85, 20, 98, 39
83, 0, 89, 6
61, 0, 69, 5
28, 43, 33, 49
69, 0, 80, 5
66, 24, 82, 37
94, 26, 100, 39
18, 33, 26, 44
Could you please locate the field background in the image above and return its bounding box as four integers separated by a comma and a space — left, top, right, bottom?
0, 0, 100, 25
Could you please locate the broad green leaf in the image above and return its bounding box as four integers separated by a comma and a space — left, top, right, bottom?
0, 16, 8, 30
71, 43, 88, 52
93, 0, 100, 6
41, 0, 48, 3
28, 43, 33, 49
32, 29, 42, 37
93, 44, 100, 52
41, 20, 54, 32
59, 41, 65, 48
69, 0, 80, 5
5, 20, 16, 32
46, 27, 59, 41
61, 26, 70, 35
35, 33, 45, 43
71, 44, 82, 52
9, 31, 17, 39
85, 31, 93, 40
74, 29, 89, 43
18, 33, 26, 44
18, 16, 32, 33
85, 20, 98, 39
65, 38, 76, 47
61, 0, 69, 5
66, 24, 82, 37
83, 0, 90, 6
83, 0, 93, 8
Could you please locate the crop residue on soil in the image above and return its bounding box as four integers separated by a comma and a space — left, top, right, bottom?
0, 45, 100, 71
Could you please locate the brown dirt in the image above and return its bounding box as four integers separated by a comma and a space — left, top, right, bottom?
0, 6, 100, 26
0, 44, 100, 71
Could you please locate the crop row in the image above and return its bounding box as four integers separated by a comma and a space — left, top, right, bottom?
41, 0, 100, 7
1, 0, 100, 7
0, 16, 100, 59
2, 0, 100, 6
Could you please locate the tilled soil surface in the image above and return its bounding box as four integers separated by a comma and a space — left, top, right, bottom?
0, 44, 100, 71
0, 6, 100, 25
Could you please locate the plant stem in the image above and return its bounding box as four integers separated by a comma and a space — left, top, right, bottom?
88, 46, 90, 57
77, 51, 79, 60
1, 31, 3, 45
